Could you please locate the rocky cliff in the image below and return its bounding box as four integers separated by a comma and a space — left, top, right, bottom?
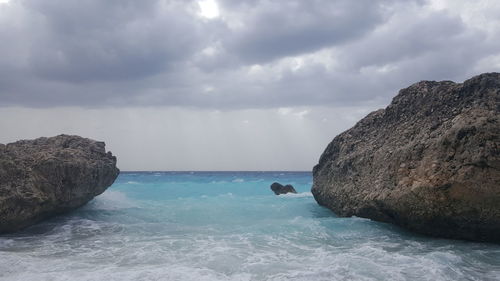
0, 135, 119, 233
312, 73, 500, 242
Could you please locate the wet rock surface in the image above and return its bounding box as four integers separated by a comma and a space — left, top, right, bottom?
271, 182, 297, 195
0, 135, 119, 233
312, 73, 500, 242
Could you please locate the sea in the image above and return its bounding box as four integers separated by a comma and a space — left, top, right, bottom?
0, 172, 499, 281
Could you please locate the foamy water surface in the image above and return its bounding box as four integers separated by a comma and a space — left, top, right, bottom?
1, 172, 499, 281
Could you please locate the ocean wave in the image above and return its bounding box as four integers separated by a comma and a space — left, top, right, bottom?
279, 192, 313, 198
90, 190, 137, 210
2, 221, 498, 281
210, 180, 228, 184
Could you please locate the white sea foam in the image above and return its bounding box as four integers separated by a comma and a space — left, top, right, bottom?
232, 178, 244, 183
210, 180, 227, 184
279, 192, 313, 198
1, 227, 499, 281
90, 190, 137, 210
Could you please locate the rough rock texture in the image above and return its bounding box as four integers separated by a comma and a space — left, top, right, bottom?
0, 135, 119, 233
312, 73, 500, 242
271, 182, 297, 195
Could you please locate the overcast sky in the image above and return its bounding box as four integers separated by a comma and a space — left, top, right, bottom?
0, 0, 499, 170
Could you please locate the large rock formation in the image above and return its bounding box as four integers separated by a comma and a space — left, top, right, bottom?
0, 135, 119, 233
312, 73, 500, 242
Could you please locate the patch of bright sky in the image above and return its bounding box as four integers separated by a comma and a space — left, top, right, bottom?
245, 48, 340, 82
0, 106, 373, 170
201, 46, 218, 56
198, 0, 220, 19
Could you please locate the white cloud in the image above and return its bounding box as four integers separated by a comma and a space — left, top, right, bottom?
203, 85, 215, 93
294, 110, 310, 119
428, 0, 500, 32
278, 108, 293, 115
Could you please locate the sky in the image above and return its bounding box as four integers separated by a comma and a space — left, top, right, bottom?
0, 0, 499, 171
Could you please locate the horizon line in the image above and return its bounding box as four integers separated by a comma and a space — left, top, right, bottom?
120, 170, 312, 173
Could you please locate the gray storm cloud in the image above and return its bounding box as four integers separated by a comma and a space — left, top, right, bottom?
0, 0, 497, 108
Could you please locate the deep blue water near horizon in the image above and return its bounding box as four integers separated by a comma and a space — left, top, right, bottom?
0, 171, 499, 281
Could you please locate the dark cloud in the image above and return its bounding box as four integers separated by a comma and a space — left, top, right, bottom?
0, 0, 499, 108
219, 0, 391, 63
26, 0, 204, 82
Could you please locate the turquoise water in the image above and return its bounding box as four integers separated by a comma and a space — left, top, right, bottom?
0, 172, 499, 281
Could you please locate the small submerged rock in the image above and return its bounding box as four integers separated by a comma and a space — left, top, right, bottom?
270, 182, 297, 195
0, 134, 120, 233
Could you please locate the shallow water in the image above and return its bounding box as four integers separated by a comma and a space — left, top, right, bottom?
1, 172, 499, 281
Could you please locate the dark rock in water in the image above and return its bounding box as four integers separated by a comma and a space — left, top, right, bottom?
271, 182, 297, 195
312, 73, 500, 242
0, 135, 120, 233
